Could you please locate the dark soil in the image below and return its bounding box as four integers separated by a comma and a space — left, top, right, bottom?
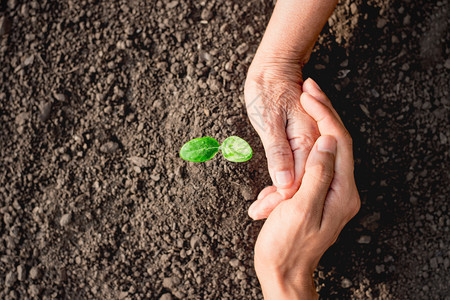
0, 0, 449, 299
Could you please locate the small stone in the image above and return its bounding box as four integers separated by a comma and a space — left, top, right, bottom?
17, 265, 26, 281
444, 59, 450, 69
350, 3, 358, 14
401, 63, 410, 71
406, 172, 414, 182
229, 259, 240, 268
314, 64, 326, 70
29, 266, 41, 280
236, 43, 249, 55
117, 40, 126, 50
166, 1, 178, 9
159, 293, 173, 300
341, 278, 352, 288
7, 0, 17, 10
190, 235, 201, 249
211, 77, 224, 91
150, 174, 160, 181
53, 93, 66, 102
29, 285, 42, 297
0, 16, 11, 36
128, 156, 149, 168
357, 235, 371, 244
201, 9, 213, 21
359, 104, 370, 118
403, 15, 411, 26
100, 141, 119, 153
23, 55, 35, 66
391, 35, 399, 43
39, 101, 52, 122
240, 186, 253, 201
377, 18, 387, 28
409, 196, 418, 205
337, 69, 350, 78
371, 89, 380, 98
60, 213, 72, 227
174, 31, 185, 43
15, 112, 28, 125
375, 264, 385, 274
162, 277, 180, 289
236, 270, 247, 280
340, 59, 349, 67
439, 132, 447, 144
224, 61, 233, 72
5, 271, 17, 287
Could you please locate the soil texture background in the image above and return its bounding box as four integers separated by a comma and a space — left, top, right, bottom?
0, 0, 449, 299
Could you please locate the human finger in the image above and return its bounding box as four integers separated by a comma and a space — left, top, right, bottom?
291, 135, 336, 227
302, 78, 343, 125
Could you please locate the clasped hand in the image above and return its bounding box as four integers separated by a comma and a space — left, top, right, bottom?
249, 78, 360, 299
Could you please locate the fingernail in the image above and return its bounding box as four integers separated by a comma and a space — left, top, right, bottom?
275, 171, 293, 187
317, 137, 337, 154
310, 79, 322, 92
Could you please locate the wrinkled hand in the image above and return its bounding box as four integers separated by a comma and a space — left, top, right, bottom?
245, 57, 320, 220
254, 81, 360, 299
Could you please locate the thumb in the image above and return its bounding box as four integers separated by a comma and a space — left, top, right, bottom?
291, 135, 336, 226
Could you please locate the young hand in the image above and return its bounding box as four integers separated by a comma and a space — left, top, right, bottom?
253, 79, 360, 299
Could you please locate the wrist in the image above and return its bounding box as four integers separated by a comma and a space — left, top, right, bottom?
247, 50, 304, 85
257, 267, 317, 300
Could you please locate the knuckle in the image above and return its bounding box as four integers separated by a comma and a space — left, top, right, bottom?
289, 135, 315, 153
342, 129, 353, 146
346, 196, 361, 219
266, 143, 292, 160
352, 196, 361, 216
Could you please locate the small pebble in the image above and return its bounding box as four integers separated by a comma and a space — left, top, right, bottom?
190, 235, 201, 249
341, 278, 352, 288
150, 174, 160, 181
0, 16, 11, 36
5, 271, 17, 287
229, 259, 240, 268
128, 156, 149, 168
53, 93, 66, 102
375, 264, 385, 274
377, 18, 387, 28
357, 235, 371, 244
23, 55, 34, 66
15, 112, 28, 125
60, 213, 72, 227
200, 8, 213, 21
17, 265, 26, 281
236, 43, 249, 55
39, 102, 52, 122
29, 266, 41, 280
100, 141, 119, 153
350, 3, 358, 14
160, 293, 173, 300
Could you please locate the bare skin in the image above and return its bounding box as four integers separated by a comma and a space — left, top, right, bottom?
245, 0, 339, 219
253, 79, 360, 299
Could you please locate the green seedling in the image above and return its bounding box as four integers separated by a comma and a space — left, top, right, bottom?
180, 136, 252, 163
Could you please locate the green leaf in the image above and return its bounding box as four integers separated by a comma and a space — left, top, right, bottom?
180, 137, 220, 162
220, 136, 253, 162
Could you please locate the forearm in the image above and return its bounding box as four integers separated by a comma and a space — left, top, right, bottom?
256, 0, 338, 64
